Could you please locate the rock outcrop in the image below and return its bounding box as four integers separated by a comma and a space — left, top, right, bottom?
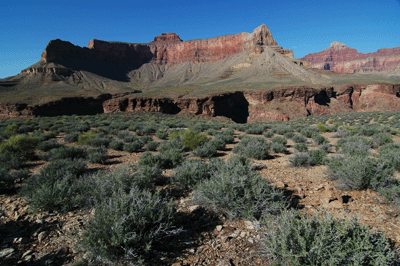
301, 42, 400, 73
1, 84, 400, 122
39, 24, 289, 68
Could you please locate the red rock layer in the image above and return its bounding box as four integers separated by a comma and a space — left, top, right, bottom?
40, 24, 279, 67
301, 42, 400, 73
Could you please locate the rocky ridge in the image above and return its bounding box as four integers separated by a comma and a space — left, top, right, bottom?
301, 42, 400, 73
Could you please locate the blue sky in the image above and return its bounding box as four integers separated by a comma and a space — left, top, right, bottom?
1, 0, 399, 79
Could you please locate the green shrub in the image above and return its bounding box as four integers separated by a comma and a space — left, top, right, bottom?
294, 143, 308, 152
271, 142, 287, 153
146, 141, 160, 151
263, 131, 274, 138
3, 123, 19, 137
327, 155, 395, 191
155, 128, 169, 140
373, 132, 393, 146
21, 159, 87, 212
37, 139, 63, 152
194, 141, 217, 158
123, 140, 144, 153
292, 134, 307, 143
64, 132, 80, 143
271, 136, 287, 145
171, 159, 212, 189
181, 129, 208, 150
0, 134, 38, 160
317, 122, 330, 132
193, 156, 288, 220
81, 186, 180, 264
312, 134, 327, 145
88, 137, 110, 147
289, 153, 313, 167
258, 210, 398, 266
337, 137, 372, 157
232, 136, 271, 160
377, 143, 400, 171
109, 140, 124, 151
77, 131, 97, 145
45, 146, 86, 161
87, 147, 107, 164
308, 149, 327, 165
158, 139, 184, 168
140, 135, 153, 144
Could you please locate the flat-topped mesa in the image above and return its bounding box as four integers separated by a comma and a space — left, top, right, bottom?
152, 33, 182, 43
301, 42, 400, 73
39, 24, 291, 68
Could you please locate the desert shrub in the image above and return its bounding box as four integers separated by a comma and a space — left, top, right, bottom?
168, 129, 183, 140
258, 210, 398, 266
3, 123, 19, 137
77, 131, 97, 145
192, 155, 288, 220
289, 153, 313, 167
123, 140, 144, 153
377, 143, 400, 171
109, 140, 124, 151
373, 132, 393, 146
263, 131, 274, 138
64, 132, 80, 143
37, 139, 63, 152
0, 134, 38, 160
171, 159, 213, 189
87, 147, 107, 164
336, 137, 372, 157
88, 137, 110, 148
283, 131, 294, 138
34, 131, 57, 142
232, 136, 271, 160
245, 124, 265, 135
317, 122, 330, 132
0, 167, 29, 192
45, 146, 86, 161
292, 134, 307, 143
210, 136, 226, 150
312, 134, 327, 145
158, 139, 184, 168
271, 136, 287, 145
140, 135, 153, 144
308, 149, 327, 165
155, 128, 169, 140
0, 151, 24, 170
81, 186, 180, 264
300, 128, 318, 138
271, 125, 293, 135
294, 143, 308, 152
206, 128, 218, 136
194, 141, 217, 158
332, 126, 348, 138
181, 129, 208, 150
271, 142, 287, 153
146, 141, 160, 151
21, 158, 87, 212
327, 155, 394, 191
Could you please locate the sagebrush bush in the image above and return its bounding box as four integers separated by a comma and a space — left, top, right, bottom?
289, 153, 313, 167
232, 136, 271, 160
64, 132, 80, 143
377, 143, 400, 171
123, 140, 144, 153
146, 141, 160, 151
181, 129, 209, 150
45, 146, 86, 161
109, 139, 124, 151
171, 159, 213, 189
336, 136, 372, 157
37, 139, 63, 152
0, 134, 38, 160
271, 142, 287, 153
194, 141, 217, 158
317, 122, 330, 132
327, 155, 395, 191
155, 128, 169, 140
292, 134, 307, 143
87, 147, 107, 164
271, 136, 287, 145
88, 137, 110, 147
81, 186, 180, 264
77, 131, 97, 145
21, 159, 87, 212
193, 155, 288, 220
312, 134, 327, 145
258, 210, 398, 266
308, 149, 327, 165
158, 138, 184, 168
373, 132, 394, 146
294, 143, 308, 152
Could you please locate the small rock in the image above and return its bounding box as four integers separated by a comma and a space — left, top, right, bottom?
275, 181, 287, 189
21, 250, 33, 259
13, 237, 30, 244
188, 205, 200, 213
38, 231, 47, 243
248, 238, 254, 244
240, 231, 247, 238
229, 229, 241, 238
36, 219, 43, 224
244, 220, 255, 230
216, 225, 223, 232
0, 248, 14, 258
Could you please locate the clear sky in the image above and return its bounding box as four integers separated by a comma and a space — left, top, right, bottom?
1, 0, 399, 79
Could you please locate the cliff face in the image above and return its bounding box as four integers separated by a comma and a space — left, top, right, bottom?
301, 42, 400, 73
39, 24, 287, 68
1, 84, 400, 122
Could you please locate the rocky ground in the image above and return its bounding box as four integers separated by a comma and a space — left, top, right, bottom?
1, 129, 400, 265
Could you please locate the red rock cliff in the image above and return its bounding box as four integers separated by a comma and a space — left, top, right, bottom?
40, 24, 281, 67
301, 42, 400, 73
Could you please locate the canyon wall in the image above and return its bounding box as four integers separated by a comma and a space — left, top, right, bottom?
38, 24, 292, 69
1, 84, 399, 122
301, 42, 400, 73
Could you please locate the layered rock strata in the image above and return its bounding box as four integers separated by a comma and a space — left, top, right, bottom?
301, 42, 400, 73
3, 84, 399, 122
